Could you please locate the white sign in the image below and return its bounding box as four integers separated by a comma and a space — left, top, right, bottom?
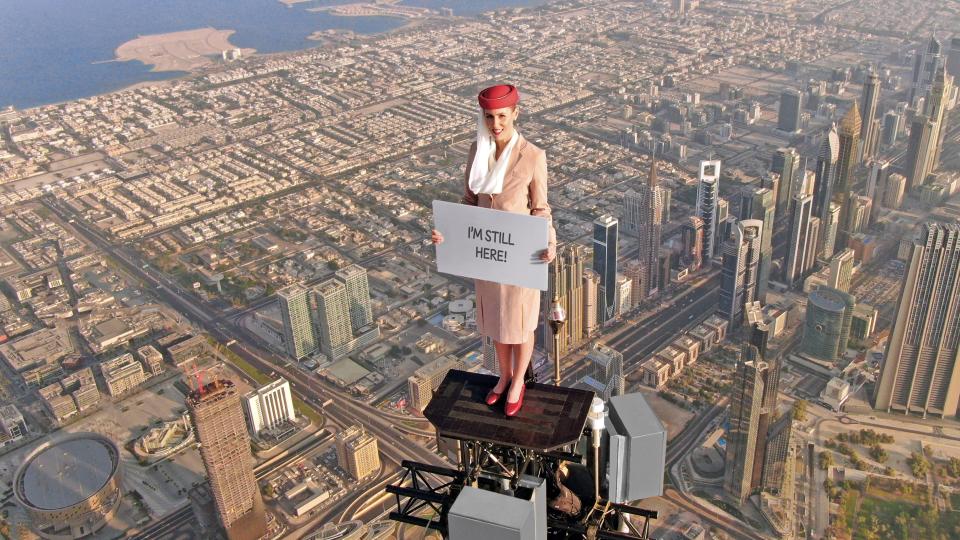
433, 200, 549, 290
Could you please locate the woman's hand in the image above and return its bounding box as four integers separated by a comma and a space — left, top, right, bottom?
539, 244, 556, 263
431, 229, 444, 245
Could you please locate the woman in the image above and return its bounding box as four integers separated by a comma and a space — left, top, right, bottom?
432, 84, 556, 416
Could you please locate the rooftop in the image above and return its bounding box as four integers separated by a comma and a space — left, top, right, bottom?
18, 434, 119, 510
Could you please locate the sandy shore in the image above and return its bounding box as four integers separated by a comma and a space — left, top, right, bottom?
115, 27, 256, 72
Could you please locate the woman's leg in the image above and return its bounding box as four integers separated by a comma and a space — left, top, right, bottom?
507, 332, 536, 401
493, 340, 513, 393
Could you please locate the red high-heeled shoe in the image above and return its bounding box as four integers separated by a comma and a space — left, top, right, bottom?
485, 388, 504, 406
505, 385, 525, 417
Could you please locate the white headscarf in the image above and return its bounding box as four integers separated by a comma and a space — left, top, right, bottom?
468, 109, 520, 195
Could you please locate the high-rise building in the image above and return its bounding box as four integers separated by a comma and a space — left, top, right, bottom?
761, 413, 795, 494
187, 380, 267, 540
311, 279, 353, 359
593, 215, 619, 325
242, 378, 296, 436
545, 244, 586, 359
278, 285, 316, 360
681, 216, 704, 271
910, 37, 944, 106
622, 260, 644, 309
407, 355, 463, 412
586, 343, 625, 401
582, 269, 600, 337
828, 248, 855, 293
804, 217, 822, 276
785, 193, 814, 286
801, 286, 856, 363
883, 173, 907, 209
771, 147, 799, 216
715, 198, 730, 254
740, 187, 775, 302
481, 335, 499, 375
724, 344, 767, 504
632, 156, 664, 300
615, 273, 632, 317
881, 110, 901, 147
866, 159, 889, 222
821, 202, 842, 260
777, 89, 802, 133
849, 196, 872, 234
859, 71, 881, 163
335, 265, 374, 333
696, 160, 721, 261
948, 37, 960, 79
812, 125, 839, 225
874, 223, 960, 418
923, 67, 954, 172
750, 327, 782, 492
719, 220, 763, 326
336, 425, 381, 480
906, 115, 935, 191
833, 103, 862, 250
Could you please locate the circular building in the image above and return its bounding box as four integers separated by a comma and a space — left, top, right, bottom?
802, 286, 856, 363
15, 433, 123, 539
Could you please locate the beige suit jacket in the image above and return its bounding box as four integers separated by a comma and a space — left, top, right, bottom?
461, 134, 557, 344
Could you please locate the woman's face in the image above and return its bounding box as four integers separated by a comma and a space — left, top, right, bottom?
483, 106, 519, 145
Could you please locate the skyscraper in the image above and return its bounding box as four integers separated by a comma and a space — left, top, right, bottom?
948, 37, 960, 79
335, 265, 374, 333
586, 343, 625, 401
923, 67, 954, 171
724, 344, 767, 504
545, 244, 586, 359
866, 159, 889, 222
681, 216, 704, 271
858, 71, 881, 163
828, 248, 855, 293
582, 269, 600, 337
906, 115, 936, 190
910, 37, 944, 106
593, 215, 619, 325
777, 89, 802, 133
761, 413, 795, 494
785, 193, 814, 287
771, 147, 799, 216
801, 286, 856, 363
883, 173, 907, 209
187, 379, 268, 540
812, 125, 839, 225
626, 155, 664, 300
312, 279, 353, 360
821, 202, 842, 260
833, 102, 862, 250
882, 110, 901, 147
849, 196, 872, 234
718, 219, 763, 327
278, 285, 317, 360
739, 187, 775, 302
874, 223, 960, 418
696, 160, 721, 261
336, 425, 381, 480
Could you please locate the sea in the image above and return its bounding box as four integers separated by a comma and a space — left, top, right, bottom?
0, 0, 551, 110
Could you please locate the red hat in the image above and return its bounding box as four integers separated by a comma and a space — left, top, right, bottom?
478, 84, 519, 109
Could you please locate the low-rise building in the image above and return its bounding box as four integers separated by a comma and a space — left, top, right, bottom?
100, 353, 147, 396
137, 345, 166, 376
640, 357, 671, 389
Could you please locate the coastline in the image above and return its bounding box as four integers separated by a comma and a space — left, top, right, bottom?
5, 0, 553, 113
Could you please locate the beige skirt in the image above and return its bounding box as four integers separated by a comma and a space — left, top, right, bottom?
475, 279, 541, 344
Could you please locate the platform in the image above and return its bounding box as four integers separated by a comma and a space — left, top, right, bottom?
422, 370, 594, 451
